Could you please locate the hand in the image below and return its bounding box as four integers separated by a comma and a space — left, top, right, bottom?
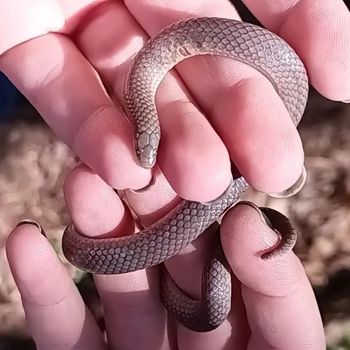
2, 1, 348, 348
7, 189, 325, 349
0, 1, 349, 200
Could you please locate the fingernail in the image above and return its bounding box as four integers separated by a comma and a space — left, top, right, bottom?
268, 165, 307, 199
234, 201, 273, 228
234, 201, 296, 259
342, 98, 350, 103
129, 171, 156, 193
15, 219, 47, 237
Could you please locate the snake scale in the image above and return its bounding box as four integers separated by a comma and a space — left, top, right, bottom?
62, 17, 308, 332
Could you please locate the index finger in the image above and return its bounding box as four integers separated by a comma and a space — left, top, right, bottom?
0, 33, 151, 190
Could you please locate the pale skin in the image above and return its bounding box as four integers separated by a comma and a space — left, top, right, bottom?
2, 0, 350, 349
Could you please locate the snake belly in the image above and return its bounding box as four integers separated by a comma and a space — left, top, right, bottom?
62, 17, 308, 332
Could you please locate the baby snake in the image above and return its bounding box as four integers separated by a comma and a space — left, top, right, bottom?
62, 17, 308, 332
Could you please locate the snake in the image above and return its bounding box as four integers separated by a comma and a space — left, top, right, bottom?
62, 17, 309, 332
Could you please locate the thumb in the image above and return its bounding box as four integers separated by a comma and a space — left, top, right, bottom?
221, 201, 301, 296
220, 202, 325, 349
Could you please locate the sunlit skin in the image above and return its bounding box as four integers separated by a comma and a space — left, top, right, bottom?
2, 0, 350, 349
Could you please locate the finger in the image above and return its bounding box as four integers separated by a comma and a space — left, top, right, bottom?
64, 163, 134, 236
242, 0, 350, 102
212, 76, 303, 192
0, 0, 64, 55
123, 167, 179, 226
221, 203, 326, 350
63, 165, 173, 349
6, 222, 105, 350
0, 33, 151, 191
122, 0, 304, 193
0, 0, 110, 56
75, 1, 231, 202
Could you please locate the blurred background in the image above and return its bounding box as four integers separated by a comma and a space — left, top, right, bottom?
0, 1, 350, 349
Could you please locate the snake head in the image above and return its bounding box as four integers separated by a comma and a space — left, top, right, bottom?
136, 131, 159, 169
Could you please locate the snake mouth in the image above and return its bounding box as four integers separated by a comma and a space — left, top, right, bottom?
138, 155, 156, 169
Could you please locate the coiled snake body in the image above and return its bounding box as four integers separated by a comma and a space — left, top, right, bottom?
62, 17, 308, 332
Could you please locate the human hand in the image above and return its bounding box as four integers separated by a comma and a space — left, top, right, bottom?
2, 1, 348, 348
6, 180, 326, 349
0, 0, 349, 203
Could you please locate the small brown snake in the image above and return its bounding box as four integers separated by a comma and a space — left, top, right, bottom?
62, 17, 308, 332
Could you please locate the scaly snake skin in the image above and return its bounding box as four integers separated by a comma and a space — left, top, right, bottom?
62, 17, 308, 332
